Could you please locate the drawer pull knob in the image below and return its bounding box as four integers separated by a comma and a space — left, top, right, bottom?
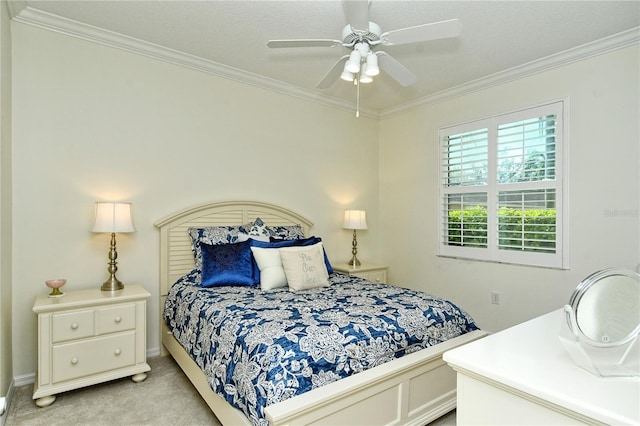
71, 358, 78, 365
114, 316, 122, 323
114, 348, 121, 356
71, 322, 79, 330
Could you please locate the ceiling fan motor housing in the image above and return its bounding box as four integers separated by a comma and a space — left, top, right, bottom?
342, 21, 382, 46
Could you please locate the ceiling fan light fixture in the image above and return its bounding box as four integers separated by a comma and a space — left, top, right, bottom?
359, 70, 373, 83
365, 52, 379, 76
345, 50, 361, 73
341, 68, 355, 82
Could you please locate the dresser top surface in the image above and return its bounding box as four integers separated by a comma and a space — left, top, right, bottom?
444, 309, 640, 424
33, 284, 150, 312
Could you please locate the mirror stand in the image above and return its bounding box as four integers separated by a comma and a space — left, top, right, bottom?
561, 304, 640, 377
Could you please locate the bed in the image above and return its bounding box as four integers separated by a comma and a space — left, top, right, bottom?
155, 200, 487, 426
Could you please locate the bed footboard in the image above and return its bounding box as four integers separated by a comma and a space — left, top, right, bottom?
163, 323, 486, 426
264, 330, 487, 426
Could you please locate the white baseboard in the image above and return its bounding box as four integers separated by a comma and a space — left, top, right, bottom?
13, 373, 32, 388
147, 346, 161, 357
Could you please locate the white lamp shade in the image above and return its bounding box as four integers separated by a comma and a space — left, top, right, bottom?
359, 65, 373, 83
92, 202, 135, 233
365, 52, 379, 76
345, 50, 361, 73
340, 65, 354, 82
343, 210, 368, 230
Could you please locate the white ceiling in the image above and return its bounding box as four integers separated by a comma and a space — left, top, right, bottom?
9, 0, 640, 115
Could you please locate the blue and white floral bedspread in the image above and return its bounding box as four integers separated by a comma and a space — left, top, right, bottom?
164, 272, 479, 425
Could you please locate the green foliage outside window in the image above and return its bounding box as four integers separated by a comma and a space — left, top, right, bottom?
448, 206, 556, 252
447, 207, 488, 247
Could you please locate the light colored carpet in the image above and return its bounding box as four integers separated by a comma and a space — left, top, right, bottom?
5, 355, 455, 425
5, 356, 220, 426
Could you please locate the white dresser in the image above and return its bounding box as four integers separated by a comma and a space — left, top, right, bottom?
443, 309, 640, 425
32, 285, 151, 407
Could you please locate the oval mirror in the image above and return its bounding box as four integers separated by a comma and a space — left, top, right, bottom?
568, 268, 640, 347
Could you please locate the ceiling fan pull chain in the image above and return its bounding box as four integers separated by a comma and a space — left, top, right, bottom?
355, 77, 360, 118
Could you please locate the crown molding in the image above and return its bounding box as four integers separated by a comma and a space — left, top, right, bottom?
379, 26, 640, 119
6, 0, 27, 19
9, 5, 378, 119
10, 4, 637, 121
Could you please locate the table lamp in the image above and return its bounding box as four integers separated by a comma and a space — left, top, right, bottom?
91, 202, 135, 291
343, 209, 367, 267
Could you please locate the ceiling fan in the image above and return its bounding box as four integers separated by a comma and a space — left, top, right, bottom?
266, 0, 462, 90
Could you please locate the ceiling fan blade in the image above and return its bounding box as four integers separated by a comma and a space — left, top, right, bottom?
381, 19, 462, 45
377, 52, 416, 87
317, 55, 350, 89
343, 0, 370, 32
267, 39, 343, 48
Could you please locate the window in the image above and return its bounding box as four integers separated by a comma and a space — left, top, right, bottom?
439, 102, 566, 268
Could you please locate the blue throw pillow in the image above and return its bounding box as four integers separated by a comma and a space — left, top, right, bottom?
200, 240, 255, 287
188, 225, 249, 271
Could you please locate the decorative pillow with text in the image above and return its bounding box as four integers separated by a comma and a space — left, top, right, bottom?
279, 242, 329, 291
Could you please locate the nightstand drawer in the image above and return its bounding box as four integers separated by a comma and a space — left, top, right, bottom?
332, 263, 388, 284
97, 304, 135, 335
52, 310, 95, 343
364, 270, 386, 283
52, 332, 136, 383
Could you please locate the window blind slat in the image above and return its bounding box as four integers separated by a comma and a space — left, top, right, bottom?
442, 193, 488, 248
497, 114, 557, 184
443, 128, 489, 187
497, 189, 556, 253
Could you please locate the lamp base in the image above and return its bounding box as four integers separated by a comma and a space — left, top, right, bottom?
347, 256, 361, 267
101, 232, 124, 291
101, 276, 124, 292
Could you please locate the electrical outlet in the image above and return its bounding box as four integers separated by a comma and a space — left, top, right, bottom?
491, 291, 501, 305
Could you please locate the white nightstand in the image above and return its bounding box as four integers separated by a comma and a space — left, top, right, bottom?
32, 285, 151, 407
332, 263, 388, 284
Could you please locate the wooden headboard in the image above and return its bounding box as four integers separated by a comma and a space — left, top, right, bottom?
154, 200, 313, 298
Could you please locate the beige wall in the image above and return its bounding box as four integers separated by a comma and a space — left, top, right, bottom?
9, 12, 639, 381
0, 0, 13, 403
11, 22, 379, 377
379, 45, 640, 333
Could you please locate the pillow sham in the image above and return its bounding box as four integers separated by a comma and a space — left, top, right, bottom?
246, 217, 271, 240
266, 223, 305, 240
250, 246, 287, 290
279, 242, 330, 291
236, 233, 270, 243
200, 240, 255, 287
188, 225, 248, 270
249, 217, 306, 240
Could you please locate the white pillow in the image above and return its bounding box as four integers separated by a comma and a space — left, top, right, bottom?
279, 242, 329, 291
250, 247, 287, 290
